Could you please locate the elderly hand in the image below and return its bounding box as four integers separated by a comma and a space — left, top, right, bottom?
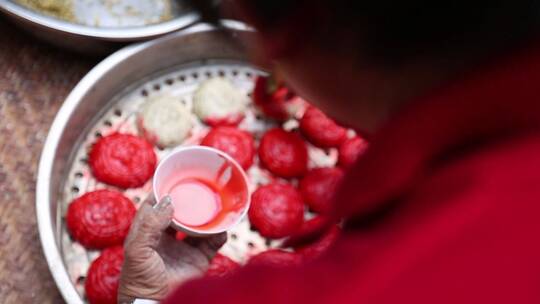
118, 196, 227, 303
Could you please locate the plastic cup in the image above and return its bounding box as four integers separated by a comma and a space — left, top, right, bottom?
153, 146, 250, 236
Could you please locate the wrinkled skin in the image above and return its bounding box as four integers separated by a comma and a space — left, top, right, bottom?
118, 196, 226, 303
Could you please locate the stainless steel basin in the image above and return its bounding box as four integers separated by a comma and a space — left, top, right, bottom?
36, 22, 255, 303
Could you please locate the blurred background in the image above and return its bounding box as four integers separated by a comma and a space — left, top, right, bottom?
0, 21, 97, 302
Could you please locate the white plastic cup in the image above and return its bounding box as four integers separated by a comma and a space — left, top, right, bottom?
153, 146, 250, 236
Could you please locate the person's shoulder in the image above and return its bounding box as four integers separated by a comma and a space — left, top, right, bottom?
417, 132, 540, 203
443, 132, 540, 177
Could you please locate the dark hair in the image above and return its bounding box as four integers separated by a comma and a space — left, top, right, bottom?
246, 0, 540, 63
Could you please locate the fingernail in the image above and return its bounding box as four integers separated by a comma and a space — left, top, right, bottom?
154, 195, 172, 210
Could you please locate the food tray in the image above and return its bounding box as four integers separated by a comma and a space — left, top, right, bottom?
37, 22, 338, 304
0, 0, 198, 54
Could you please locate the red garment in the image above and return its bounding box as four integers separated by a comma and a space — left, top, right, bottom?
164, 45, 540, 303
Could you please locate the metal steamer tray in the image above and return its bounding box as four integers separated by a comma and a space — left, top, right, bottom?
37, 23, 338, 304
0, 0, 198, 54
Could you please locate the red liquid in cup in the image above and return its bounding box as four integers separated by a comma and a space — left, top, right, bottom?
159, 163, 248, 230
167, 178, 221, 226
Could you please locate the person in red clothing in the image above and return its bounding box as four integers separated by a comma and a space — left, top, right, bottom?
119, 0, 540, 303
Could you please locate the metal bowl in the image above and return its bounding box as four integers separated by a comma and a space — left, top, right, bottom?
37, 20, 338, 303
36, 22, 257, 304
0, 0, 199, 54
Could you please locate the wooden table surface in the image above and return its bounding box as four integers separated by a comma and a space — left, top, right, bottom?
0, 18, 99, 303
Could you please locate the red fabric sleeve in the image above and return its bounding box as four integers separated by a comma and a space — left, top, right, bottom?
164, 135, 540, 304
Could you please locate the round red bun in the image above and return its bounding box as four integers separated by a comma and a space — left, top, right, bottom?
253, 75, 295, 121
258, 128, 308, 178
338, 136, 368, 168
85, 246, 124, 304
299, 167, 345, 214
201, 127, 255, 170
248, 182, 304, 239
66, 190, 136, 249
296, 225, 341, 261
248, 249, 303, 267
206, 253, 241, 277
205, 113, 245, 127
300, 107, 348, 148
89, 133, 157, 188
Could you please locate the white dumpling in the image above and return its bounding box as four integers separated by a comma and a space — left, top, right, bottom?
193, 78, 248, 123
137, 95, 193, 148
